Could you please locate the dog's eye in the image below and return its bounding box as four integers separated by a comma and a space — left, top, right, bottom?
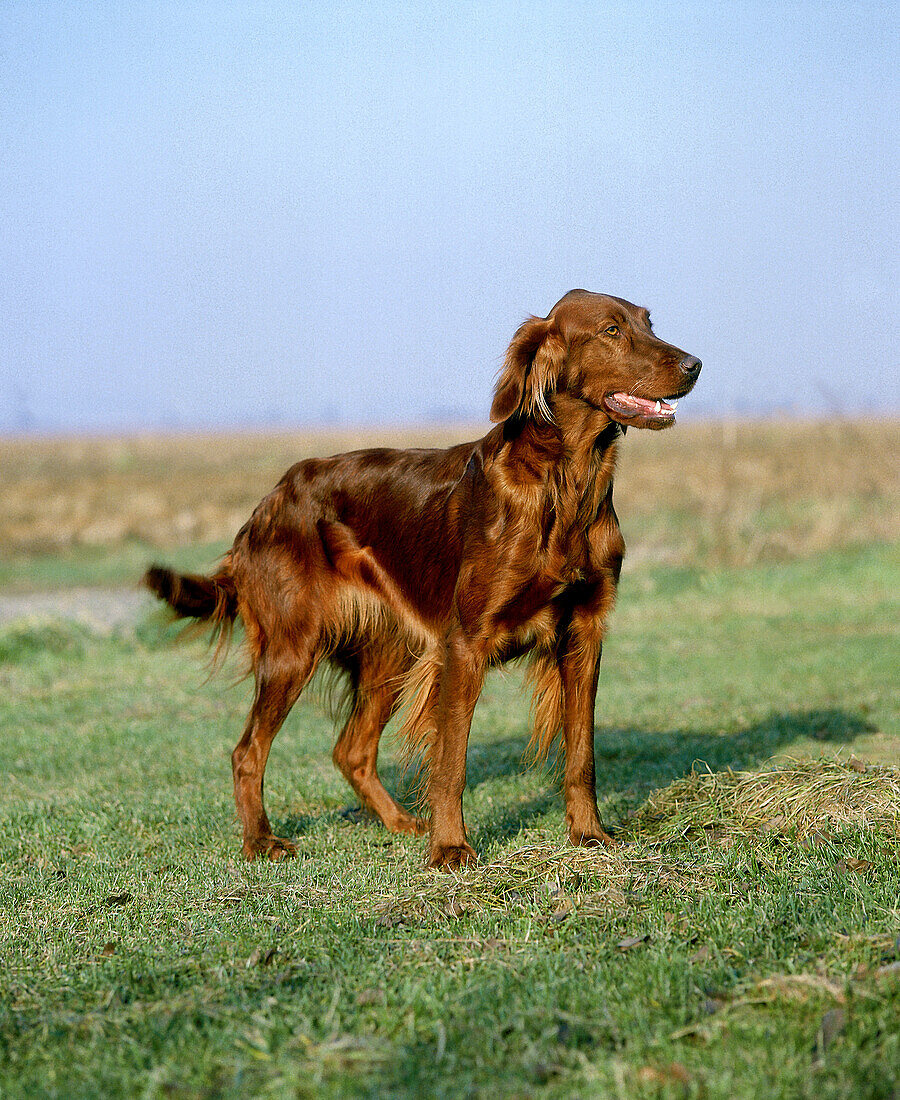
604, 325, 619, 337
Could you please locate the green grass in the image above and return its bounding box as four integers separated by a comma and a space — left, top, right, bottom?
1, 544, 898, 1098
0, 538, 229, 592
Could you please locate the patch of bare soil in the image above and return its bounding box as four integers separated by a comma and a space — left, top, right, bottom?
0, 588, 148, 633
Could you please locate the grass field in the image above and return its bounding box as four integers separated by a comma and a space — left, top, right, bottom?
1, 420, 899, 1098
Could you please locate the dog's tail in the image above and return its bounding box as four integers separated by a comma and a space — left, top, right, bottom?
143, 558, 238, 659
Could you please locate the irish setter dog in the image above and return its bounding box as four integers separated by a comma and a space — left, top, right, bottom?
145, 290, 701, 870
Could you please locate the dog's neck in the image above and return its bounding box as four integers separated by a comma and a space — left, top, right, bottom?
548, 392, 620, 521
549, 391, 621, 457
493, 393, 620, 521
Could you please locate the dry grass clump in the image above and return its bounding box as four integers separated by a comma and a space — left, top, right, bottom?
371, 756, 898, 923
626, 756, 900, 840
0, 417, 897, 568
369, 843, 710, 924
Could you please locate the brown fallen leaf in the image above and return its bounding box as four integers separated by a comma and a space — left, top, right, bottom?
551, 899, 573, 923
245, 947, 277, 968
355, 987, 385, 1006
617, 934, 649, 952
834, 858, 873, 875
637, 1062, 691, 1086
804, 830, 836, 848
103, 892, 133, 907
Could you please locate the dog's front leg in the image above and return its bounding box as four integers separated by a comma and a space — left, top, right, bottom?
426, 625, 487, 870
560, 601, 616, 849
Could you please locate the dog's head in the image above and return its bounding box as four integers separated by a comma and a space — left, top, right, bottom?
491, 290, 701, 430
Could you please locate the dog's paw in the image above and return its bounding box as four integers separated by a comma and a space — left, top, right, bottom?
244, 835, 298, 861
391, 813, 430, 837
427, 842, 477, 871
570, 827, 617, 850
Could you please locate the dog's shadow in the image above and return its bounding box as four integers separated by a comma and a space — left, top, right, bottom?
274, 706, 875, 845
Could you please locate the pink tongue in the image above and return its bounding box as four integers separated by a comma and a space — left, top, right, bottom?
611, 393, 671, 413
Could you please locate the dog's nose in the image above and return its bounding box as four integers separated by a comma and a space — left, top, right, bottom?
680, 355, 702, 378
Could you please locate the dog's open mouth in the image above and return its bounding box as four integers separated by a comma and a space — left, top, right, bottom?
602, 392, 680, 430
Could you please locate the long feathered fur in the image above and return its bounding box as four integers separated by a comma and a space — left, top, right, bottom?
143, 560, 238, 667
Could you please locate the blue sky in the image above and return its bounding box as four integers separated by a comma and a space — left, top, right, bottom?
1, 1, 897, 431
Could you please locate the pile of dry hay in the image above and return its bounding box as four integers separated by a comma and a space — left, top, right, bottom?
368, 756, 898, 922
625, 756, 900, 840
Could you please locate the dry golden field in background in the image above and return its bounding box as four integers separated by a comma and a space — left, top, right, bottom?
1, 417, 898, 576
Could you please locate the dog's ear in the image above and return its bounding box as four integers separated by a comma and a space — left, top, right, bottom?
490, 316, 566, 423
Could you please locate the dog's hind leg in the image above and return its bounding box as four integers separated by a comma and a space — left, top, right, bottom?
232, 641, 317, 860
333, 649, 427, 836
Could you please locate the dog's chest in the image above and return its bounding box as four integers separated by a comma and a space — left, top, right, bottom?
544, 537, 589, 588
543, 500, 620, 587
